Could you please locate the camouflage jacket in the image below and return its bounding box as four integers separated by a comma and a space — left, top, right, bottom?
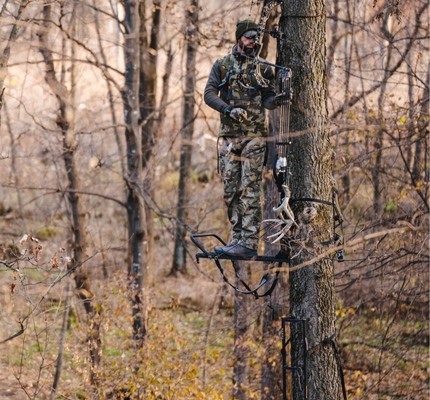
204, 45, 277, 137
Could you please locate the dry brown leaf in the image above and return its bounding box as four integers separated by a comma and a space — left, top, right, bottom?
51, 257, 59, 270
10, 283, 15, 294
33, 245, 43, 262
29, 236, 39, 244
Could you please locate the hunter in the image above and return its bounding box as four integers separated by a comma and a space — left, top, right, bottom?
204, 19, 283, 258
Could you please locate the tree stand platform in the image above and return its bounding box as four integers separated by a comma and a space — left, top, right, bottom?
190, 233, 289, 299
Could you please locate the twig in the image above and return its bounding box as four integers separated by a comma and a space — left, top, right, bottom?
0, 184, 127, 208
254, 224, 422, 277
202, 286, 221, 390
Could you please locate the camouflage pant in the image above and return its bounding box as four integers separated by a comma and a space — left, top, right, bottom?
219, 136, 266, 250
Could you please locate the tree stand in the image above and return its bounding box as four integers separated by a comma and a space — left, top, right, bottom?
281, 316, 348, 400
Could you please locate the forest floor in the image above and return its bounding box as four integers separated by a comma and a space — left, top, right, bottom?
0, 261, 428, 399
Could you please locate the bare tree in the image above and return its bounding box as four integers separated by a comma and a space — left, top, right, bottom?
37, 3, 101, 382
171, 0, 199, 275
121, 0, 147, 342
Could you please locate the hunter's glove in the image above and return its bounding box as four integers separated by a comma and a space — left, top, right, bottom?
229, 107, 247, 122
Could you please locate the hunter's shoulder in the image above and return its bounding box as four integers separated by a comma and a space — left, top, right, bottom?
216, 53, 234, 67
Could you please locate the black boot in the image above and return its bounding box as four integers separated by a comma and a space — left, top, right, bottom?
217, 244, 258, 259
214, 243, 234, 254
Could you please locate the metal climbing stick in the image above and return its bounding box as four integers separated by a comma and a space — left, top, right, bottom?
282, 316, 308, 400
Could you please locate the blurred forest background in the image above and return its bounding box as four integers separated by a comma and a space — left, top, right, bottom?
0, 0, 428, 398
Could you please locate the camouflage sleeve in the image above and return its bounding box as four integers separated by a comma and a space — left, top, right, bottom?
261, 65, 277, 110
204, 60, 230, 114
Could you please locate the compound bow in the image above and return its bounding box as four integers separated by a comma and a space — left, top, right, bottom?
246, 0, 297, 243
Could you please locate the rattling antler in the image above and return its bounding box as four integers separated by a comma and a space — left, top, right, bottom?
264, 184, 299, 244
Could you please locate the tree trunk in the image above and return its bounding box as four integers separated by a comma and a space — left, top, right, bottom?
413, 65, 429, 188
122, 0, 146, 343
262, 108, 291, 400
4, 102, 27, 231
233, 261, 251, 400
341, 2, 355, 204
138, 0, 161, 288
94, 0, 125, 178
279, 1, 341, 399
50, 280, 72, 400
0, 0, 28, 129
155, 45, 174, 135
373, 11, 393, 221
326, 0, 339, 83
38, 3, 102, 382
354, 35, 370, 154
423, 64, 429, 201
140, 0, 160, 167
171, 0, 199, 275
406, 50, 414, 172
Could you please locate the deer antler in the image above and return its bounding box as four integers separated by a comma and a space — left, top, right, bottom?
272, 185, 299, 228
263, 185, 299, 244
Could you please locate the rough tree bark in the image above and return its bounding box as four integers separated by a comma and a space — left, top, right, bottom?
122, 0, 147, 342
279, 0, 341, 399
171, 0, 199, 275
38, 4, 101, 382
